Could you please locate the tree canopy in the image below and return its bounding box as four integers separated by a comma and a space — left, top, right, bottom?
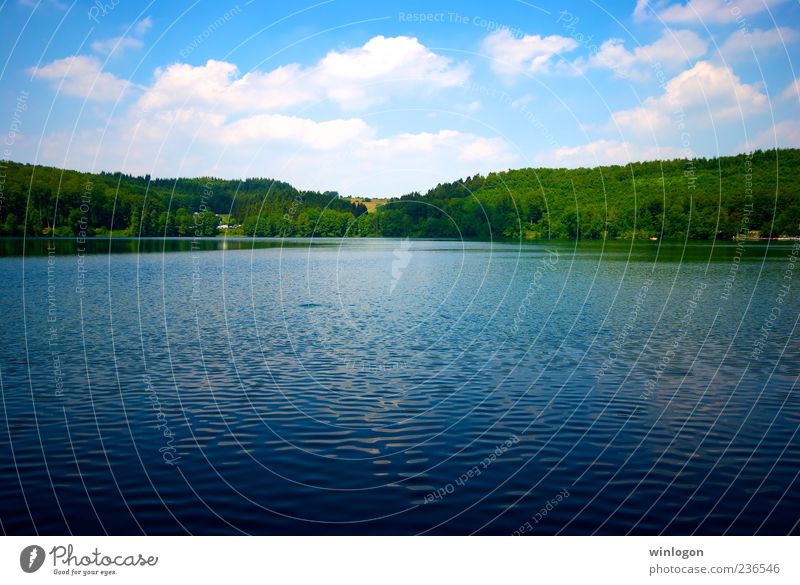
374, 149, 800, 240
0, 149, 797, 240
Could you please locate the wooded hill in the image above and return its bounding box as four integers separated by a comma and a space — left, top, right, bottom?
378, 149, 800, 240
0, 149, 797, 239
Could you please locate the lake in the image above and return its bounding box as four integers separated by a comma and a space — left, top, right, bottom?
0, 237, 798, 534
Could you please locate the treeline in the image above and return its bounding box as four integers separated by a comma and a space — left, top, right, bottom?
373, 149, 800, 239
1, 149, 798, 239
0, 161, 367, 237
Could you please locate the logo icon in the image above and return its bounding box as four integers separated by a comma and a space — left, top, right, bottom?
20, 545, 45, 573
390, 238, 412, 294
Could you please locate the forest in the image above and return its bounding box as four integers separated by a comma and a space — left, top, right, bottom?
0, 148, 797, 240
377, 149, 800, 240
0, 160, 367, 238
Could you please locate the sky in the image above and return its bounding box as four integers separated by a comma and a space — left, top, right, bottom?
0, 0, 798, 196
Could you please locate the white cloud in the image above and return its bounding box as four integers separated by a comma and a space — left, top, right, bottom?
749, 119, 800, 149
219, 114, 372, 149
135, 59, 314, 113
278, 130, 518, 194
90, 17, 152, 58
538, 139, 687, 167
609, 61, 766, 135
30, 35, 490, 194
483, 29, 578, 77
313, 35, 469, 107
583, 29, 708, 80
633, 0, 651, 20
29, 56, 132, 101
781, 78, 800, 103
18, 0, 66, 9
455, 100, 481, 113
717, 27, 799, 61
40, 112, 518, 196
135, 16, 153, 36
33, 35, 468, 113
137, 36, 469, 114
638, 0, 788, 25
457, 136, 513, 161
91, 36, 143, 57
511, 94, 534, 108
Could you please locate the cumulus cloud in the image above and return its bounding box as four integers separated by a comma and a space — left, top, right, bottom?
219, 114, 372, 149
582, 29, 708, 80
34, 35, 466, 112
457, 136, 517, 161
313, 35, 469, 106
31, 35, 495, 194
137, 35, 469, 114
633, 0, 651, 20
635, 0, 788, 25
717, 27, 799, 61
29, 56, 132, 101
609, 61, 766, 135
483, 29, 578, 77
39, 110, 518, 196
135, 59, 313, 113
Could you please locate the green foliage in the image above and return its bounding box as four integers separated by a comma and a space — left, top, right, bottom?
1, 149, 797, 240
371, 149, 800, 239
0, 212, 19, 236
0, 161, 365, 238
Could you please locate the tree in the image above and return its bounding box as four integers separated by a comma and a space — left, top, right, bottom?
25, 209, 42, 237
198, 210, 220, 236
1, 213, 18, 236
68, 208, 85, 236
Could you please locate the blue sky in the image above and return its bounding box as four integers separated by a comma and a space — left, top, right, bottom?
1, 0, 798, 196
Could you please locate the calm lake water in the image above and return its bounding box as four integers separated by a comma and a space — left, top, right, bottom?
1, 237, 798, 535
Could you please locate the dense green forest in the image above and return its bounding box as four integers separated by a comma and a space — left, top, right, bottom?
377, 149, 800, 240
0, 160, 367, 238
0, 149, 798, 239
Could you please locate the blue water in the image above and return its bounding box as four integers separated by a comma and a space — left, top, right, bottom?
1, 238, 798, 534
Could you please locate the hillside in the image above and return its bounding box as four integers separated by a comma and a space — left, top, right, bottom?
376, 149, 800, 240
0, 161, 366, 238
0, 149, 798, 239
